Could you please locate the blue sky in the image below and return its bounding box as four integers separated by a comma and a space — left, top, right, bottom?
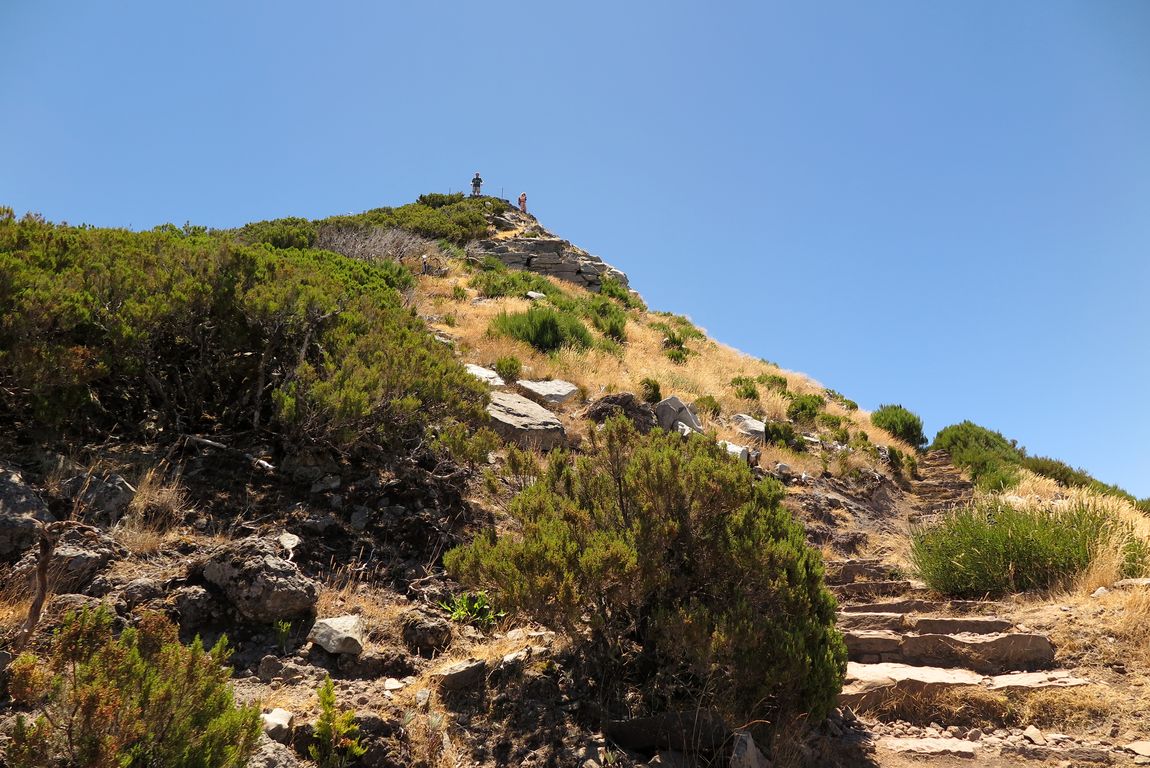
3, 1, 1148, 496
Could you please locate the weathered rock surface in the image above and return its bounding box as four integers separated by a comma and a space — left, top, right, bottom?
0, 465, 54, 560
583, 393, 658, 434
465, 363, 505, 387
13, 525, 125, 594
878, 737, 976, 758
261, 708, 295, 744
837, 612, 906, 632
732, 414, 766, 442
718, 441, 750, 464
655, 396, 702, 433
906, 616, 1014, 634
516, 378, 579, 404
402, 611, 452, 656
983, 669, 1089, 691
486, 391, 566, 451
197, 538, 318, 623
61, 472, 135, 525
840, 662, 984, 709
730, 730, 771, 768
897, 632, 1054, 674
246, 733, 303, 768
433, 658, 487, 690
476, 232, 628, 292
308, 615, 365, 656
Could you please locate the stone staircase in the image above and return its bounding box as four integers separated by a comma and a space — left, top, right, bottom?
829, 558, 1089, 721
908, 450, 974, 524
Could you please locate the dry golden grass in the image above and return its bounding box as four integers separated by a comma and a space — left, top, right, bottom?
314, 564, 410, 649
110, 466, 192, 557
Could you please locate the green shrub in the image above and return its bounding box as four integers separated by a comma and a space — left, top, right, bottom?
237, 216, 318, 249
786, 394, 826, 424
451, 285, 468, 301
694, 395, 721, 417
309, 675, 366, 768
650, 312, 705, 340
664, 347, 689, 365
730, 376, 759, 401
439, 591, 506, 629
470, 265, 556, 299
912, 500, 1149, 597
319, 195, 505, 244
444, 416, 845, 731
5, 607, 259, 768
757, 373, 788, 392
762, 421, 799, 448
931, 421, 1023, 490
491, 307, 593, 353
494, 356, 522, 382
870, 404, 926, 450
640, 378, 662, 404
599, 276, 645, 310
416, 192, 466, 209
816, 413, 843, 430
584, 295, 628, 341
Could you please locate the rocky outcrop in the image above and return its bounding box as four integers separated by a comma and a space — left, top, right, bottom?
0, 465, 53, 560
476, 232, 628, 293
583, 393, 657, 434
655, 396, 702, 433
516, 379, 579, 405
13, 525, 124, 594
486, 391, 566, 450
195, 538, 318, 624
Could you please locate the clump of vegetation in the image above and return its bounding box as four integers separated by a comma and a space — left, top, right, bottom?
491, 307, 593, 353
786, 393, 826, 424
599, 275, 645, 310
639, 378, 662, 404
693, 395, 721, 417
730, 376, 759, 401
661, 331, 690, 364
5, 607, 260, 768
583, 295, 628, 341
318, 195, 506, 244
757, 373, 788, 392
470, 259, 557, 299
911, 499, 1149, 597
310, 675, 366, 768
0, 210, 488, 462
651, 313, 703, 365
931, 421, 1024, 491
494, 356, 522, 382
762, 421, 800, 449
451, 284, 468, 301
439, 591, 506, 629
816, 413, 843, 430
824, 388, 858, 411
871, 404, 927, 450
445, 416, 846, 731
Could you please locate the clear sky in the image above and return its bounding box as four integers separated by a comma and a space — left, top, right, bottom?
3, 1, 1148, 496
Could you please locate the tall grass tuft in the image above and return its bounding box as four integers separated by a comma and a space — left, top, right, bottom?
912, 499, 1148, 597
491, 307, 592, 353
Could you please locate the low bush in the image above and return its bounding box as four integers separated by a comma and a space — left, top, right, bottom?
445, 416, 845, 732
491, 307, 593, 353
599, 276, 645, 310
439, 591, 506, 629
494, 356, 522, 382
762, 421, 799, 448
694, 395, 721, 417
319, 195, 506, 244
871, 404, 927, 450
664, 347, 689, 365
730, 376, 758, 401
816, 413, 843, 430
584, 296, 628, 342
931, 421, 1023, 490
824, 388, 858, 411
5, 607, 260, 768
639, 378, 662, 404
911, 500, 1149, 597
757, 373, 788, 392
470, 265, 556, 299
786, 393, 826, 424
310, 675, 366, 768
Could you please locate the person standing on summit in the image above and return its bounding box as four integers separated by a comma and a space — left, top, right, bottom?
518, 192, 527, 214
471, 172, 482, 197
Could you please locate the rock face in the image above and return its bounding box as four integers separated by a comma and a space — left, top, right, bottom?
486, 391, 566, 451
732, 414, 766, 442
0, 465, 54, 560
655, 396, 702, 433
61, 472, 136, 525
433, 658, 487, 690
402, 611, 452, 657
476, 233, 628, 292
197, 538, 318, 624
583, 393, 657, 434
13, 525, 124, 594
308, 615, 365, 656
516, 379, 579, 405
464, 363, 505, 387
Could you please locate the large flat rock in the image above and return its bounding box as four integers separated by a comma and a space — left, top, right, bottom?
984, 670, 1089, 691
907, 616, 1014, 634
516, 379, 579, 404
840, 662, 983, 709
898, 632, 1054, 674
487, 391, 566, 451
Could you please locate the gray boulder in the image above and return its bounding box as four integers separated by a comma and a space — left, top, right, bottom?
61, 472, 135, 525
516, 379, 580, 405
718, 441, 751, 465
655, 396, 702, 433
308, 614, 365, 656
0, 465, 54, 560
732, 414, 766, 442
584, 393, 657, 434
402, 611, 452, 656
246, 733, 303, 768
13, 525, 125, 594
730, 731, 771, 768
465, 363, 505, 387
433, 658, 487, 690
486, 391, 566, 451
197, 538, 318, 624
261, 708, 295, 744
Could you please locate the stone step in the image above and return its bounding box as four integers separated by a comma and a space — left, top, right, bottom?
836, 613, 1015, 634
840, 662, 1089, 711
825, 559, 898, 586
843, 630, 1055, 674
832, 580, 922, 599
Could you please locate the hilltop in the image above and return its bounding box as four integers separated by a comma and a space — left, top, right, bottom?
0, 197, 1147, 768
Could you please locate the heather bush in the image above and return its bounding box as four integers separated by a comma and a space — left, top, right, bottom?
786, 393, 826, 424
757, 373, 788, 392
445, 416, 846, 730
730, 376, 758, 401
491, 307, 593, 352
599, 275, 645, 310
470, 264, 556, 299
694, 394, 721, 417
639, 378, 662, 404
931, 421, 1023, 490
494, 356, 522, 382
584, 295, 628, 341
870, 404, 926, 450
5, 607, 259, 768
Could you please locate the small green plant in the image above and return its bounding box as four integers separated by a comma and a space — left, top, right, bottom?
757, 373, 788, 392
816, 413, 843, 430
494, 355, 522, 382
5, 607, 260, 768
640, 377, 662, 404
274, 619, 293, 656
439, 591, 506, 629
599, 276, 645, 310
310, 675, 366, 768
442, 313, 457, 327
786, 393, 826, 424
693, 394, 721, 417
871, 404, 926, 450
762, 420, 799, 448
451, 285, 468, 301
491, 307, 593, 353
730, 376, 758, 401
664, 347, 689, 365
